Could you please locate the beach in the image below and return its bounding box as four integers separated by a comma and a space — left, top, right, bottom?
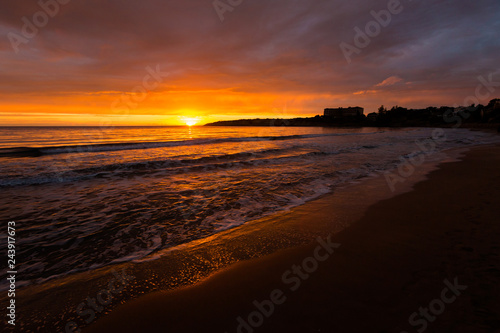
80, 144, 500, 333
3, 0, 500, 331
2, 129, 499, 333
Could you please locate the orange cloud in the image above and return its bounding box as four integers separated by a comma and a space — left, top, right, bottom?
1, 1, 499, 125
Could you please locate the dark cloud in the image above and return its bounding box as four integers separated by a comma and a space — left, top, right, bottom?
0, 0, 499, 116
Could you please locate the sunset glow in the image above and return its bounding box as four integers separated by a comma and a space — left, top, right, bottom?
2, 2, 500, 332
0, 1, 499, 126
182, 117, 200, 127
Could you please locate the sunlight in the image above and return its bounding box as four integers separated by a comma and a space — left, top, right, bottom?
181, 117, 200, 126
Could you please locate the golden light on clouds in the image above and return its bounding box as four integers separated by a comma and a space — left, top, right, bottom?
1, 1, 499, 126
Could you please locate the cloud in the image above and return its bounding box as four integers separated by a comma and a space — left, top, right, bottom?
0, 0, 499, 122
375, 76, 403, 87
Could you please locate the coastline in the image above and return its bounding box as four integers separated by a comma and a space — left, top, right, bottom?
8, 146, 414, 332
4, 143, 497, 332
83, 143, 500, 333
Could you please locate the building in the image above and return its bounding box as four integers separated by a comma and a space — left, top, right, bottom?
324, 107, 364, 118
366, 112, 378, 122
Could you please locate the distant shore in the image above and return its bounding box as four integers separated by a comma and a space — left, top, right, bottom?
84, 144, 500, 332
205, 99, 500, 129
204, 117, 500, 130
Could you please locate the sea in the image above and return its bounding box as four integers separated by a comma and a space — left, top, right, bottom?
1, 126, 499, 291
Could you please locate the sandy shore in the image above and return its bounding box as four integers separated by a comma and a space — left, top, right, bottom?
81, 145, 500, 333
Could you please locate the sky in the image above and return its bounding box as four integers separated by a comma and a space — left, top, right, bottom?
0, 0, 499, 125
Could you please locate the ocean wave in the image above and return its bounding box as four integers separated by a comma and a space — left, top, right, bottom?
3, 128, 498, 290
0, 142, 387, 188
0, 131, 384, 158
0, 148, 342, 187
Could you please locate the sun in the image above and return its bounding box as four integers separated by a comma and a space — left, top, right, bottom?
181, 117, 200, 126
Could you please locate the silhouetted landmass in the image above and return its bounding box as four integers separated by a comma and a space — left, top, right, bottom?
205, 99, 500, 130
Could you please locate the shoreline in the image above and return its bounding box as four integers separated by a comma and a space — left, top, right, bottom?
7, 156, 405, 332
83, 143, 500, 332
3, 143, 496, 332
5, 143, 458, 332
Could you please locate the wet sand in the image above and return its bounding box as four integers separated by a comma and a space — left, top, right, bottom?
84, 145, 500, 333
